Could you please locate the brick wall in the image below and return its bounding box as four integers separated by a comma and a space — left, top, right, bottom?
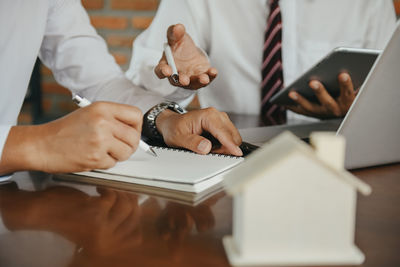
18, 0, 400, 124
21, 0, 159, 124
394, 0, 400, 14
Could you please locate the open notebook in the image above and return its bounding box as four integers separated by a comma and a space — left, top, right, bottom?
72, 147, 244, 193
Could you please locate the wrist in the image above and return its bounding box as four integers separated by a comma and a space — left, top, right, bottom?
156, 109, 179, 136
0, 125, 47, 174
142, 102, 186, 144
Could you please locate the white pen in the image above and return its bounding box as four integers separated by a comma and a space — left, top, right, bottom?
72, 94, 157, 157
163, 43, 179, 83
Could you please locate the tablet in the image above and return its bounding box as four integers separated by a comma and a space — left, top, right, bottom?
269, 47, 380, 105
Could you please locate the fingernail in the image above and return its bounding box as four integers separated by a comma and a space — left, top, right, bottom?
310, 81, 320, 90
198, 140, 210, 153
235, 146, 243, 156
289, 92, 298, 100
341, 73, 349, 82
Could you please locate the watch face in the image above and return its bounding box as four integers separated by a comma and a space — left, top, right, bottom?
168, 103, 186, 114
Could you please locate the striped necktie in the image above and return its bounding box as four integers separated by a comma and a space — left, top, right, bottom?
260, 0, 286, 125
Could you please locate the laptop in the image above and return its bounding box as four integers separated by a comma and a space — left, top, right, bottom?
240, 22, 400, 170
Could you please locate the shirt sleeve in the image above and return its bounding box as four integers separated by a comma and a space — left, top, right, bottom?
125, 0, 210, 107
0, 125, 12, 175
39, 0, 165, 113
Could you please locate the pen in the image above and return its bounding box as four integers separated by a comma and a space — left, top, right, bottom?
72, 94, 157, 157
163, 43, 179, 83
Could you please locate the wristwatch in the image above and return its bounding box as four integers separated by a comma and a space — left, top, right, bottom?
142, 102, 186, 143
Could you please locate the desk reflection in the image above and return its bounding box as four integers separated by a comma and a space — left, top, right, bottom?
0, 178, 225, 267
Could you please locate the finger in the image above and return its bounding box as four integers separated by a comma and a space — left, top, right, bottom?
178, 73, 190, 86
95, 155, 117, 170
155, 61, 172, 79
198, 73, 210, 85
211, 146, 240, 156
97, 187, 116, 199
108, 139, 135, 162
338, 73, 355, 98
112, 120, 141, 151
167, 24, 186, 47
108, 192, 135, 228
288, 91, 317, 114
91, 102, 143, 130
110, 104, 143, 131
211, 112, 242, 146
179, 134, 212, 155
202, 113, 243, 156
119, 210, 143, 247
183, 75, 209, 90
229, 122, 242, 145
309, 80, 341, 116
208, 130, 243, 156
97, 187, 118, 212
207, 68, 218, 82
115, 194, 141, 240
285, 105, 312, 117
192, 206, 215, 232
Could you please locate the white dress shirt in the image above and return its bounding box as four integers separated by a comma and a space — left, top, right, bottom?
127, 0, 396, 119
0, 0, 165, 161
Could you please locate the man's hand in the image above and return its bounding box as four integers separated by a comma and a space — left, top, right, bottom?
0, 102, 143, 174
154, 24, 218, 90
156, 108, 243, 156
287, 73, 356, 118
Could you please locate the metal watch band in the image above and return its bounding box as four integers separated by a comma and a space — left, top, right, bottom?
142, 102, 186, 143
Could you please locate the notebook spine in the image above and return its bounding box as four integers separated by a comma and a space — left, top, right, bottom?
152, 146, 242, 159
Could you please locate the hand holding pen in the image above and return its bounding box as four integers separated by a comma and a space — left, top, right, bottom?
155, 24, 218, 90
72, 95, 157, 157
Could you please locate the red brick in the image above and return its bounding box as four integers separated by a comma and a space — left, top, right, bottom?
82, 0, 104, 10
394, 0, 400, 15
112, 53, 129, 65
111, 0, 159, 10
42, 82, 71, 96
107, 35, 135, 48
131, 16, 153, 30
40, 66, 53, 76
90, 16, 128, 30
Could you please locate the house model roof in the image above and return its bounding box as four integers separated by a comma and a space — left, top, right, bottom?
224, 131, 371, 196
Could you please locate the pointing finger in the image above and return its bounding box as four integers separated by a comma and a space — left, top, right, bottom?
338, 73, 355, 99
167, 24, 186, 47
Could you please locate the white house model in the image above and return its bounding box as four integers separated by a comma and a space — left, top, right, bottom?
223, 131, 371, 266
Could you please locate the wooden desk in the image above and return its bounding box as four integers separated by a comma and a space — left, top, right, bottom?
0, 164, 399, 267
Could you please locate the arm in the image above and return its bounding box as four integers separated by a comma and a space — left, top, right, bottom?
287, 73, 355, 119
40, 0, 165, 113
287, 1, 397, 119
155, 24, 217, 90
0, 1, 147, 175
126, 0, 212, 106
0, 0, 241, 176
40, 0, 241, 156
0, 102, 143, 175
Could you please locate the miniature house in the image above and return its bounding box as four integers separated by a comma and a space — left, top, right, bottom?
223, 131, 371, 266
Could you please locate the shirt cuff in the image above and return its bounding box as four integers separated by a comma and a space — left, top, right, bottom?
164, 87, 196, 106
0, 125, 12, 161
0, 175, 12, 183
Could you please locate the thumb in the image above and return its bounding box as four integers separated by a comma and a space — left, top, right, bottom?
176, 134, 212, 155
167, 23, 186, 47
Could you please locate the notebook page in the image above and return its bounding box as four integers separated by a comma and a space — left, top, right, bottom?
96, 147, 243, 184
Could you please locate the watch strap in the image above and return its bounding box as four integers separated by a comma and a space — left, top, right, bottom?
142, 102, 186, 144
